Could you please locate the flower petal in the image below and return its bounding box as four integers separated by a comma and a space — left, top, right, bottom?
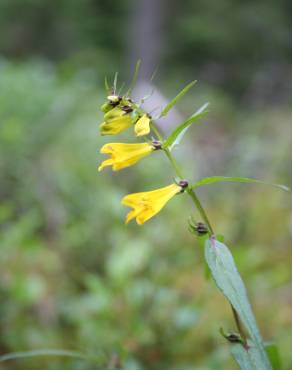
99, 143, 153, 171
125, 208, 143, 224
99, 115, 132, 135
104, 106, 125, 120
98, 159, 114, 172
135, 115, 151, 137
122, 184, 181, 224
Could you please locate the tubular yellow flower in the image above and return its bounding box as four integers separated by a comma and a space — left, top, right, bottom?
98, 142, 154, 171
100, 115, 132, 135
104, 106, 126, 120
121, 183, 182, 225
134, 114, 151, 137
100, 106, 139, 136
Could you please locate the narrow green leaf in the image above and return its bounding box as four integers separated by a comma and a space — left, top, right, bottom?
113, 72, 118, 94
150, 65, 159, 82
231, 343, 254, 370
0, 349, 87, 362
231, 341, 267, 370
0, 349, 105, 365
205, 239, 272, 369
140, 88, 155, 104
159, 80, 197, 118
104, 76, 110, 94
232, 341, 281, 370
163, 102, 209, 149
118, 82, 125, 96
126, 59, 141, 97
191, 176, 289, 192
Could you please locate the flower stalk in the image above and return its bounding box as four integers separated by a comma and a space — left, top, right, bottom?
150, 121, 250, 347
97, 74, 285, 369
151, 122, 215, 235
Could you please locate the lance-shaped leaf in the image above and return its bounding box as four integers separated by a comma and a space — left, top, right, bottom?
126, 59, 141, 97
191, 176, 289, 191
104, 76, 110, 94
163, 102, 209, 150
0, 349, 105, 365
205, 239, 272, 369
231, 341, 281, 370
113, 72, 119, 94
231, 341, 267, 370
159, 80, 197, 118
0, 349, 88, 363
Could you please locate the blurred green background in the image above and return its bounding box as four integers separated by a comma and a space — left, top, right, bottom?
0, 1, 291, 369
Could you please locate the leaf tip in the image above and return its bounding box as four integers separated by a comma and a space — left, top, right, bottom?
279, 184, 290, 191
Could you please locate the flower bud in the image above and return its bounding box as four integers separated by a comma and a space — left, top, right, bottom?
152, 140, 162, 150
178, 180, 189, 190
193, 222, 208, 235
101, 102, 113, 113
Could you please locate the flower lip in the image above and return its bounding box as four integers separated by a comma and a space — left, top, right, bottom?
152, 140, 162, 150
178, 180, 189, 190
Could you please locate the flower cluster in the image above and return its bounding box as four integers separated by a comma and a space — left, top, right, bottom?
98, 94, 186, 225
100, 95, 151, 137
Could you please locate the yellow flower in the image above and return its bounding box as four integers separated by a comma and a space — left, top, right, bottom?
98, 142, 155, 171
100, 96, 126, 113
100, 115, 133, 135
100, 106, 138, 136
121, 183, 182, 225
134, 114, 151, 137
104, 106, 127, 120
99, 103, 152, 137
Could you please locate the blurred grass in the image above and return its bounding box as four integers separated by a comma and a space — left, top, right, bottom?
0, 60, 291, 370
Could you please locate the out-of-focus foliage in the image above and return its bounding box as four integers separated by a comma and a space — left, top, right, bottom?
1, 0, 292, 100
0, 0, 291, 369
0, 0, 129, 76
169, 0, 292, 98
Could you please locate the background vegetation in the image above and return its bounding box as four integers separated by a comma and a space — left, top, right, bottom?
0, 1, 291, 369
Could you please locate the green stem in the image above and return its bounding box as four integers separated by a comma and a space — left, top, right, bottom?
151, 121, 246, 344
151, 122, 214, 235
186, 188, 214, 235
164, 149, 184, 178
